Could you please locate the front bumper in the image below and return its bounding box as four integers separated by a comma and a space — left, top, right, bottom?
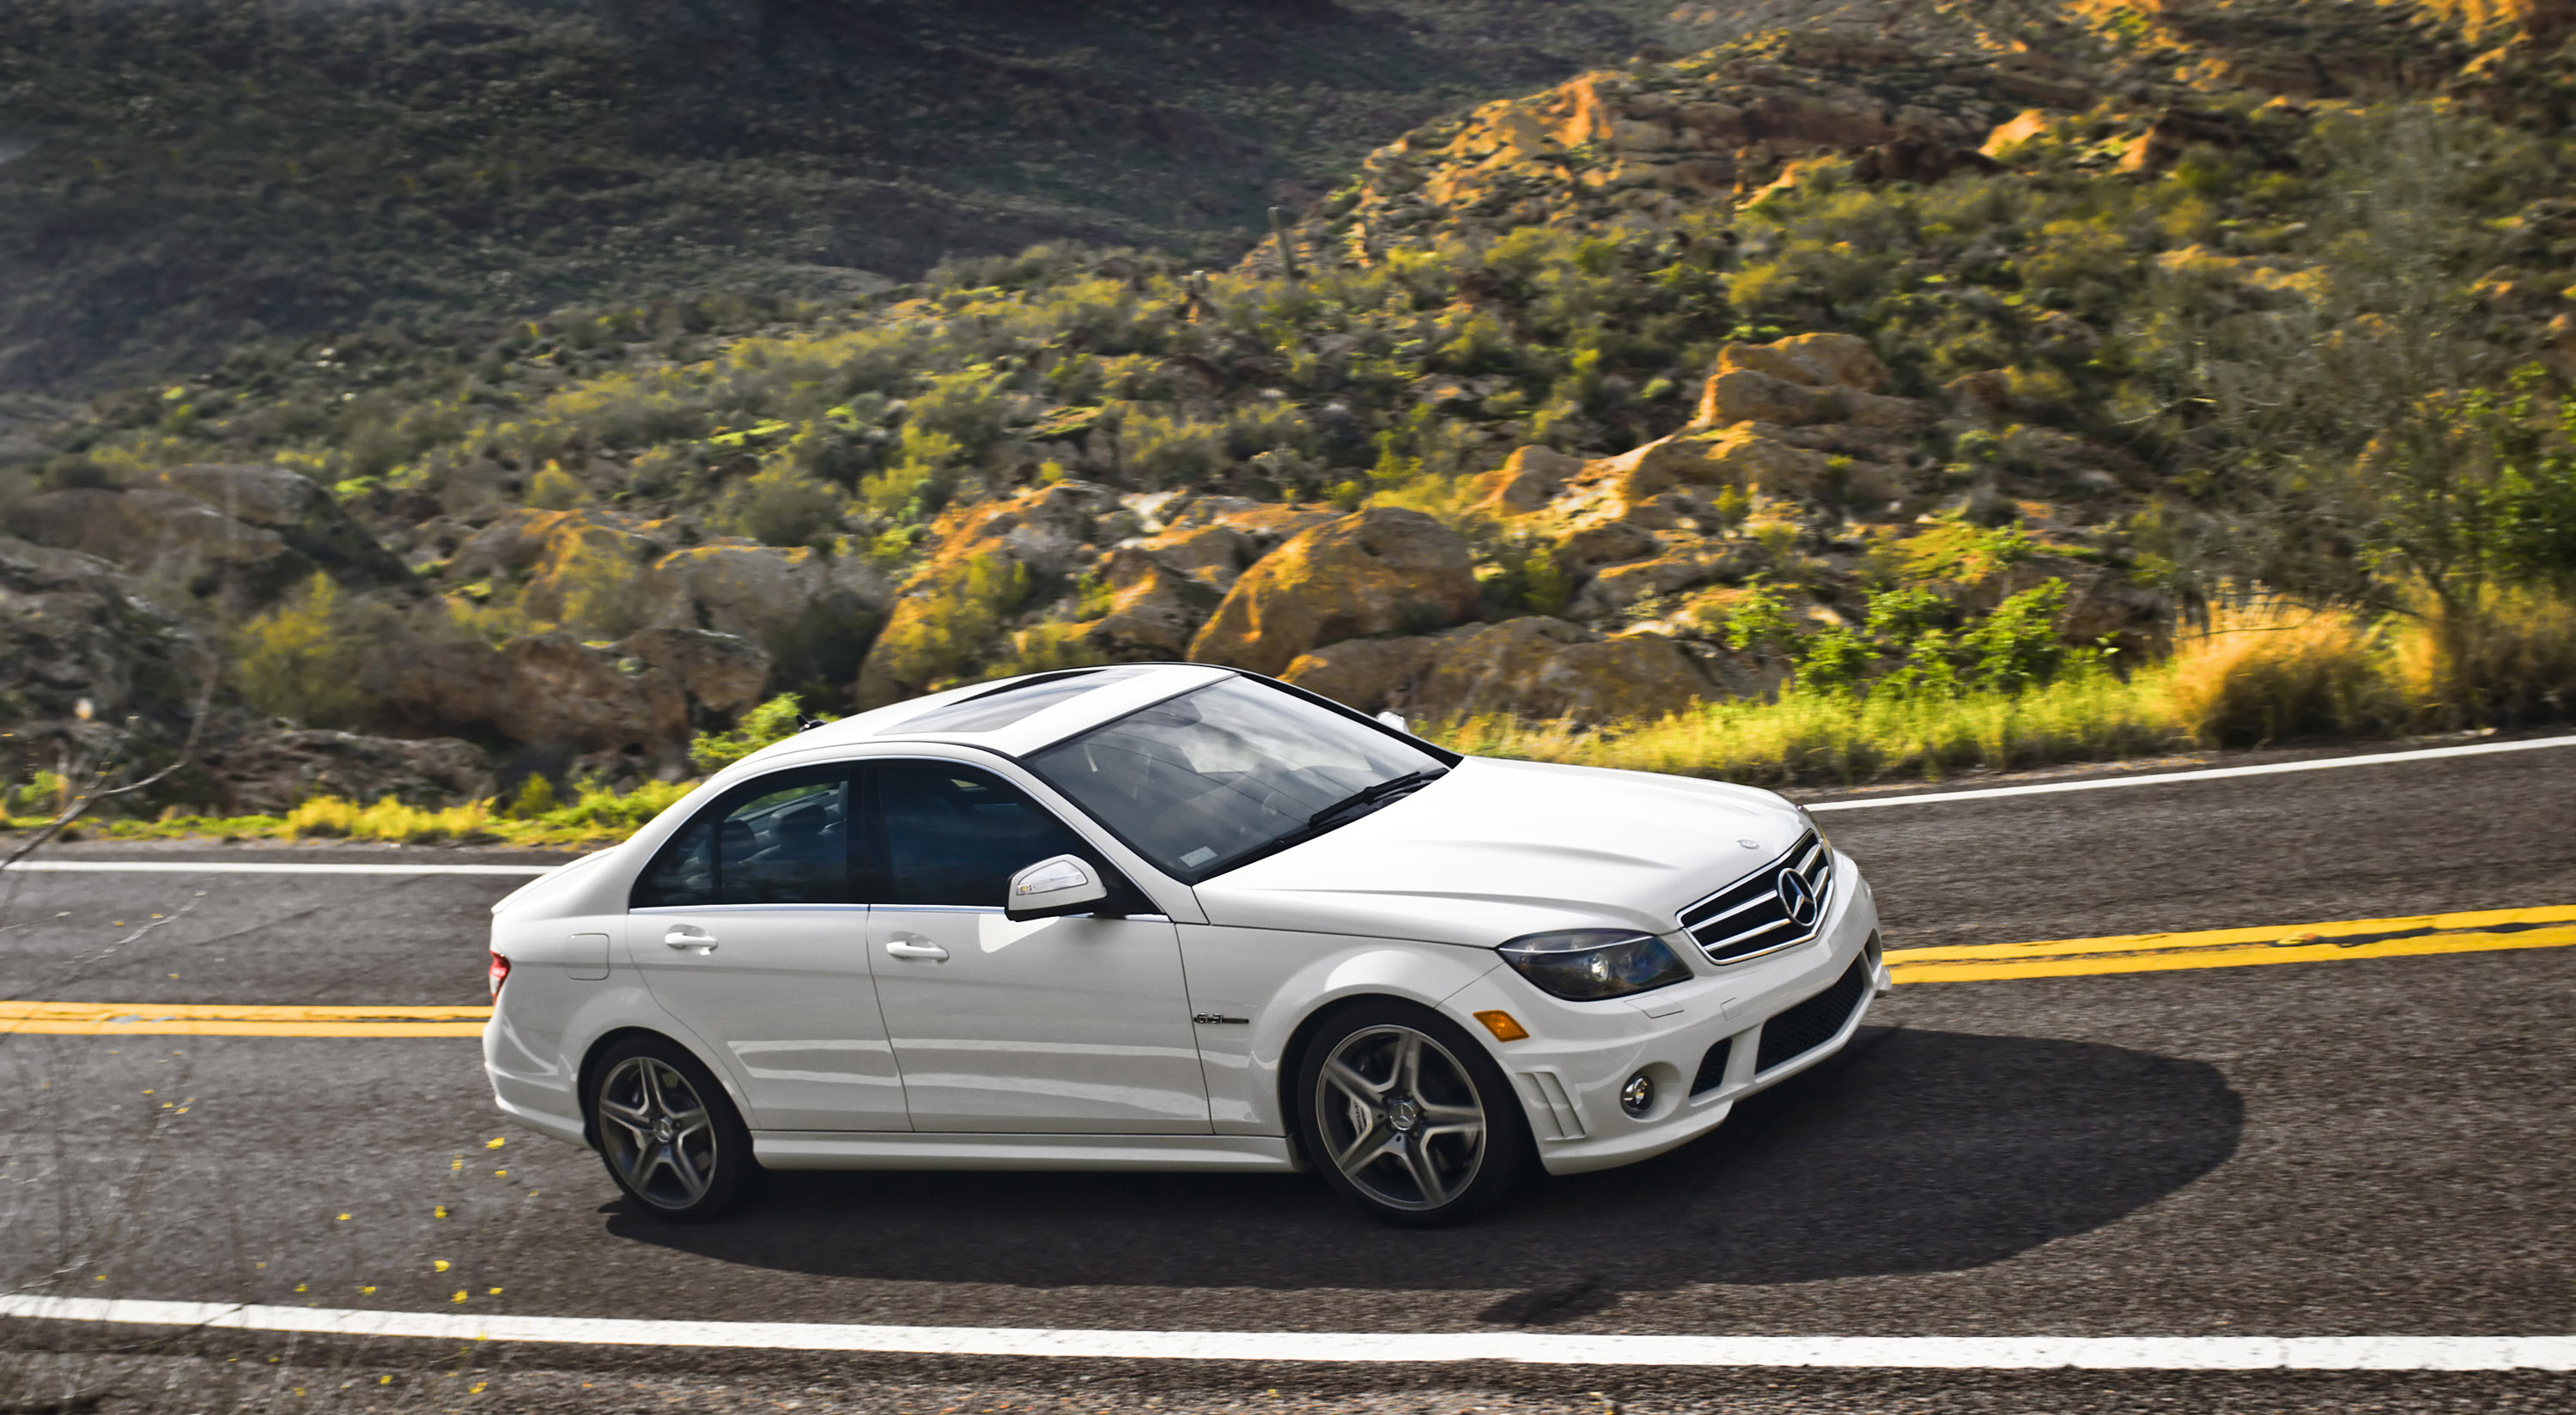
1443, 854, 1884, 1175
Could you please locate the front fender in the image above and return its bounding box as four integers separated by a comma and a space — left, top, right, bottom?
1176, 925, 1501, 1136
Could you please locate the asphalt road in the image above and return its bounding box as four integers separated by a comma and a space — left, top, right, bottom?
1, 744, 2572, 1413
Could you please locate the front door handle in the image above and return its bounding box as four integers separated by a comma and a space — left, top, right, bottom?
884, 933, 949, 962
664, 926, 718, 953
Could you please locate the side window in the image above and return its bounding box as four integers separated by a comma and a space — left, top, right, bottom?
633, 771, 854, 908
873, 763, 1097, 908
635, 817, 715, 908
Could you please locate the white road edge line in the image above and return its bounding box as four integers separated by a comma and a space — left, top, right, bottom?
1806, 732, 2576, 812
0, 860, 556, 877
2, 1297, 2571, 1370
5, 734, 2571, 873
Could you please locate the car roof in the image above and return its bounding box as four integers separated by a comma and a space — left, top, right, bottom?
781, 661, 1236, 762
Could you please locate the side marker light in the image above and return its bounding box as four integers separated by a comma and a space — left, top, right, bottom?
1473, 1010, 1528, 1042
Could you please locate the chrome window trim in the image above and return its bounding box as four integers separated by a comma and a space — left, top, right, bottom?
631, 903, 872, 915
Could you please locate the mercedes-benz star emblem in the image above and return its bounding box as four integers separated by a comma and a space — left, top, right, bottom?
1776, 871, 1820, 926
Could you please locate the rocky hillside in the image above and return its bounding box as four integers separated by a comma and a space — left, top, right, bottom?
0, 0, 1718, 399
7, 0, 2576, 812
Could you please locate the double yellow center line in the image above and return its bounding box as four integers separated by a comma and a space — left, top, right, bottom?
5, 906, 2570, 1037
1884, 904, 2576, 984
0, 1002, 490, 1037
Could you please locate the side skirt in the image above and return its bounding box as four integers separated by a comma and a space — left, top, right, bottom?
752, 1131, 1298, 1173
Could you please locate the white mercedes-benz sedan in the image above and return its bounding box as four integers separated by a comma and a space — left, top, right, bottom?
483, 663, 1886, 1226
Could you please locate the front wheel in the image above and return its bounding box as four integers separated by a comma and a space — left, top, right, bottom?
1293, 1001, 1531, 1227
588, 1035, 756, 1222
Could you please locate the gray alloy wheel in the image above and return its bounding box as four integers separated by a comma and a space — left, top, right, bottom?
1297, 1004, 1528, 1225
589, 1038, 752, 1221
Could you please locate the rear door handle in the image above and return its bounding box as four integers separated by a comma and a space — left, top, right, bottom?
884, 933, 948, 962
664, 926, 718, 953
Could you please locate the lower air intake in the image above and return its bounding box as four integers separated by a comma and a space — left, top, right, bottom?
1691, 1037, 1731, 1096
1753, 956, 1870, 1074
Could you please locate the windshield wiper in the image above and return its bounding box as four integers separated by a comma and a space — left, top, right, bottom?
1307, 768, 1449, 830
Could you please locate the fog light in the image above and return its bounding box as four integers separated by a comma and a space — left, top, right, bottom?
1619, 1072, 1654, 1118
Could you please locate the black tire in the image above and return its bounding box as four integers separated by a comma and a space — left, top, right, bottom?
586, 1034, 756, 1223
1291, 999, 1532, 1227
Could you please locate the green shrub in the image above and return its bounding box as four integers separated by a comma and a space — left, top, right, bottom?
526, 466, 590, 510
714, 459, 843, 546
692, 694, 828, 773
230, 574, 382, 727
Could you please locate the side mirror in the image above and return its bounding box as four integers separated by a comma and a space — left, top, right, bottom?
1375, 710, 1410, 733
1005, 853, 1109, 921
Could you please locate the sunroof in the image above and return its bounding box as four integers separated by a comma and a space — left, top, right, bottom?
883, 666, 1157, 736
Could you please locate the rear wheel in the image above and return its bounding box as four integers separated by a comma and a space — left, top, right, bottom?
1293, 1001, 1530, 1227
588, 1035, 755, 1222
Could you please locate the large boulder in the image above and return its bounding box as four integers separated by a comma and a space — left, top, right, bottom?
1406, 617, 1714, 726
1696, 369, 1926, 432
1714, 333, 1891, 392
197, 730, 496, 814
3, 465, 406, 608
1693, 331, 1924, 433
145, 465, 410, 587
370, 628, 770, 757
1127, 524, 1256, 590
1157, 495, 1338, 554
854, 480, 1126, 708
1471, 445, 1583, 514
1084, 546, 1226, 658
650, 541, 888, 642
623, 628, 772, 721
0, 535, 207, 730
1571, 547, 1755, 617
1186, 507, 1480, 677
493, 633, 677, 754
1279, 636, 1443, 715
2, 487, 302, 606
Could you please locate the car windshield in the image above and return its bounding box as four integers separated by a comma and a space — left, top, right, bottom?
1025, 677, 1449, 882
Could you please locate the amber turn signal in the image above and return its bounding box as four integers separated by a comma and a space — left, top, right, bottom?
1473, 1010, 1528, 1042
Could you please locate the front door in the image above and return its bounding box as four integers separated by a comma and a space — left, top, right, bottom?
862, 761, 1209, 1134
627, 768, 910, 1132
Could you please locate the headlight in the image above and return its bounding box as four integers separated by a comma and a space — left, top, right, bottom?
1499, 929, 1693, 1001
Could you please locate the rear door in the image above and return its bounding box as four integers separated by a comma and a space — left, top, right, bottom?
626, 767, 909, 1132
861, 760, 1210, 1134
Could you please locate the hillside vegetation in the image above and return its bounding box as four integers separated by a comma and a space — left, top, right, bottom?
5, 0, 2576, 824
0, 0, 1701, 398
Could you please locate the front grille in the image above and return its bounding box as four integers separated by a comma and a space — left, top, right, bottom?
1753, 956, 1870, 1073
1680, 830, 1834, 964
1691, 1037, 1732, 1095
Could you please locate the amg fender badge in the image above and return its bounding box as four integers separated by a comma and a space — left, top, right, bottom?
1191, 1013, 1251, 1025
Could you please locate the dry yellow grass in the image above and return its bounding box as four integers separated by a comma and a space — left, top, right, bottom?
1431, 659, 2190, 786
2160, 600, 2396, 747
2388, 586, 2576, 727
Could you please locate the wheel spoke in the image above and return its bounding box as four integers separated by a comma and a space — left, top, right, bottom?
638, 1062, 671, 1116
1415, 1098, 1481, 1125
1401, 1133, 1452, 1206
1331, 1117, 1393, 1172
1322, 1056, 1387, 1106
598, 1095, 653, 1130
1394, 1033, 1423, 1097
665, 1142, 711, 1201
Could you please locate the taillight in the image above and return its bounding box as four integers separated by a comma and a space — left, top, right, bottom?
488, 951, 511, 999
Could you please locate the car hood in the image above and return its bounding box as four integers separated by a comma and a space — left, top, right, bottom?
1189, 756, 1807, 947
